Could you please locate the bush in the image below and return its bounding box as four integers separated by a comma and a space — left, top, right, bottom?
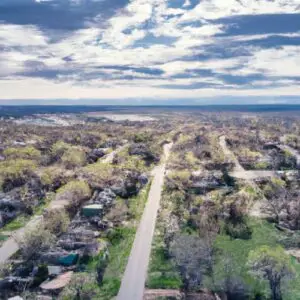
133, 132, 152, 143
3, 146, 41, 160
0, 159, 37, 191
40, 166, 67, 190
61, 147, 86, 169
56, 180, 91, 208
51, 141, 70, 160
81, 163, 115, 189
60, 273, 98, 300
16, 223, 55, 260
224, 221, 252, 240
44, 208, 70, 235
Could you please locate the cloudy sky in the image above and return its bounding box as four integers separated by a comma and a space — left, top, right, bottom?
1, 0, 300, 104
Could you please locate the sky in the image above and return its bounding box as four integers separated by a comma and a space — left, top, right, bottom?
1, 0, 300, 104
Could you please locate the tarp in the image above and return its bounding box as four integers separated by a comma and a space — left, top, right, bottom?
40, 271, 73, 290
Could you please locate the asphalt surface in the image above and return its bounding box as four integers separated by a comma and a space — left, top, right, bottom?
117, 143, 172, 300
0, 215, 42, 263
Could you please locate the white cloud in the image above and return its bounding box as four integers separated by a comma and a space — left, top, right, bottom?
2, 76, 300, 100
1, 0, 300, 100
0, 24, 48, 47
233, 46, 300, 77
180, 0, 300, 21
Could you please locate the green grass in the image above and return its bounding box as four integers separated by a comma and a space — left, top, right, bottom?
212, 218, 300, 299
146, 226, 182, 289
96, 183, 151, 299
128, 181, 151, 220
0, 234, 9, 242
0, 196, 51, 234
0, 215, 29, 232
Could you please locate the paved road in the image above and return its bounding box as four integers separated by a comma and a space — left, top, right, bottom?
0, 215, 42, 263
117, 143, 172, 300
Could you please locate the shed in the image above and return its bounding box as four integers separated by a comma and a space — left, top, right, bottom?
82, 204, 103, 217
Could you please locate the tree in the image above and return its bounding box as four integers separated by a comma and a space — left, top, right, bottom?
170, 234, 212, 291
247, 246, 294, 300
197, 200, 220, 276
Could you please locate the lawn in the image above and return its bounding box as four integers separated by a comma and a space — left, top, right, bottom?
146, 231, 182, 289
213, 218, 300, 299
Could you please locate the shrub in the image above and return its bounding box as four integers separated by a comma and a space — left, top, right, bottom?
3, 146, 41, 160
51, 141, 70, 160
44, 208, 70, 235
133, 132, 152, 143
60, 273, 98, 300
224, 221, 252, 240
40, 166, 67, 189
16, 223, 55, 260
81, 163, 115, 188
56, 180, 91, 208
0, 159, 37, 191
61, 147, 86, 169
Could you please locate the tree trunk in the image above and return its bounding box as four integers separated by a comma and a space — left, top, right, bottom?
270, 279, 282, 300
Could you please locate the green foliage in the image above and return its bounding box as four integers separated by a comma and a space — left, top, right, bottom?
247, 246, 293, 279
224, 220, 253, 240
16, 223, 55, 260
168, 170, 191, 185
97, 278, 121, 300
247, 246, 294, 300
3, 146, 41, 160
117, 155, 147, 172
0, 262, 12, 278
0, 215, 29, 231
0, 159, 37, 189
254, 161, 271, 170
128, 182, 151, 219
61, 147, 86, 169
44, 208, 70, 235
56, 180, 91, 206
82, 163, 114, 187
40, 166, 65, 187
60, 273, 99, 300
185, 151, 199, 169
147, 245, 182, 289
213, 219, 300, 299
57, 180, 91, 198
51, 141, 70, 159
133, 132, 152, 143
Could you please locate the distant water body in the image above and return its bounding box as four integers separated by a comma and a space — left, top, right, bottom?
1, 105, 300, 117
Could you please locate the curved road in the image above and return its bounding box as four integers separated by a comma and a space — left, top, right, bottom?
117, 142, 172, 300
